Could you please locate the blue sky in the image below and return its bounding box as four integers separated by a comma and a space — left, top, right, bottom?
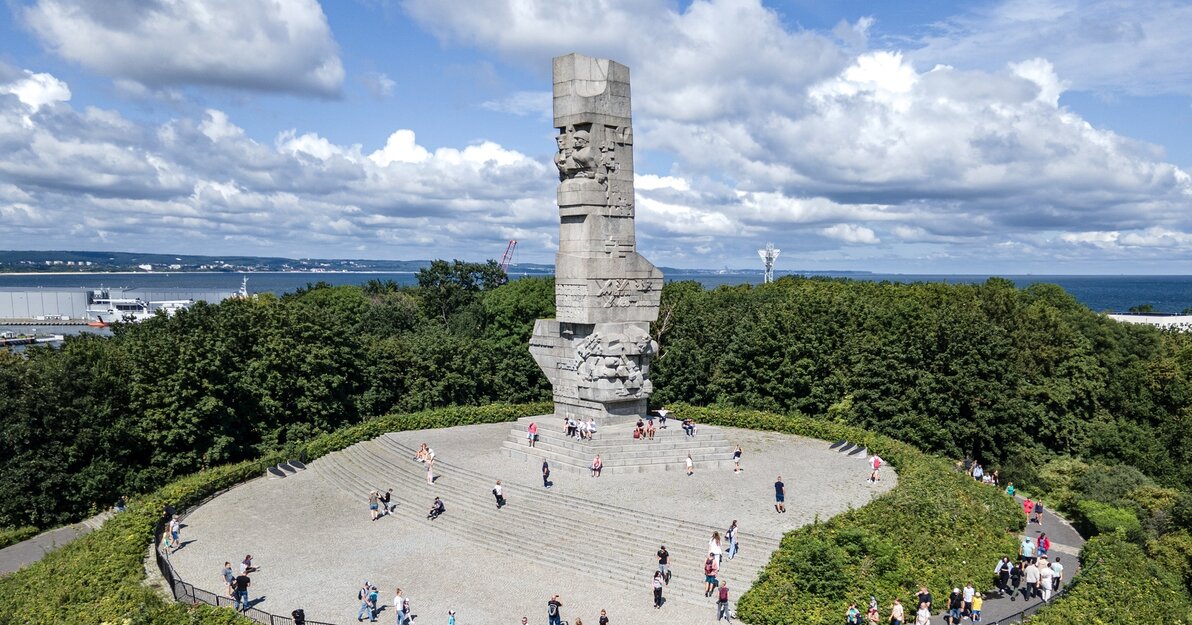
1, 0, 1191, 274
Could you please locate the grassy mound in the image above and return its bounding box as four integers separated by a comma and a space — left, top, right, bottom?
677, 404, 1023, 625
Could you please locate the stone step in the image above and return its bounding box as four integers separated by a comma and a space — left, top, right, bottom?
377, 436, 776, 550
500, 443, 737, 474
319, 444, 744, 606
505, 431, 734, 455
335, 439, 776, 581
501, 435, 735, 463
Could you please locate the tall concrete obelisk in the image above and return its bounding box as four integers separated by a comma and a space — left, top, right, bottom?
529, 53, 663, 423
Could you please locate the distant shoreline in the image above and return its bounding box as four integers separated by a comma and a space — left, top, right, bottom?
0, 270, 426, 276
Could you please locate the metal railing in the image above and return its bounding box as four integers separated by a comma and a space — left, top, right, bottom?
153, 515, 337, 625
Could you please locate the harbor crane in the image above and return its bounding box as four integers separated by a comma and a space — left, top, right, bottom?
499, 240, 518, 273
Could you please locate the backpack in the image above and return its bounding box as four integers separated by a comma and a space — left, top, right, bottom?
718, 587, 729, 602
704, 560, 715, 575
846, 610, 861, 625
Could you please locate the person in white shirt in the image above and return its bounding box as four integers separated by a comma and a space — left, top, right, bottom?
1038, 561, 1055, 601
962, 583, 975, 616
1050, 557, 1064, 591
914, 602, 931, 625
1024, 560, 1040, 600
708, 531, 722, 565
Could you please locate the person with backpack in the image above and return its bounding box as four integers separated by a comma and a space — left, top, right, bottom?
716, 581, 731, 622
1009, 562, 1023, 602
703, 553, 719, 597
356, 581, 371, 622
542, 460, 552, 488
547, 595, 563, 625
869, 455, 883, 483
846, 602, 862, 625
725, 520, 739, 560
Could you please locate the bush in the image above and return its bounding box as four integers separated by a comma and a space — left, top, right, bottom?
1028, 532, 1192, 625
0, 402, 547, 625
0, 525, 39, 550
1075, 499, 1142, 540
674, 404, 1023, 625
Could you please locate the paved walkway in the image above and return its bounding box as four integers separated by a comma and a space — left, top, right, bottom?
0, 510, 114, 576
927, 493, 1085, 624
168, 422, 896, 624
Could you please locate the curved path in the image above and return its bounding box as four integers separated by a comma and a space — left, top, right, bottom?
168, 421, 895, 624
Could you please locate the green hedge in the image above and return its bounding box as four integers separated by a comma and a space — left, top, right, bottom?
1074, 499, 1142, 540
674, 404, 1023, 625
0, 402, 547, 625
1027, 532, 1192, 625
0, 526, 39, 550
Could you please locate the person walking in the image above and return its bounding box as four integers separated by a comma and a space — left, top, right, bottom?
542, 460, 552, 488
732, 445, 743, 474
1019, 536, 1035, 564
685, 453, 693, 476
547, 595, 563, 625
995, 557, 1012, 596
946, 588, 962, 624
657, 545, 671, 584
889, 598, 904, 625
426, 456, 435, 485
1009, 561, 1022, 602
913, 602, 931, 625
866, 597, 880, 624
356, 581, 372, 622
709, 531, 723, 566
962, 583, 975, 618
971, 593, 983, 623
1036, 532, 1050, 559
380, 488, 394, 516
1033, 500, 1045, 525
528, 421, 538, 447
869, 454, 883, 483
915, 586, 933, 612
393, 589, 405, 625
168, 515, 181, 553
1023, 558, 1040, 601
493, 480, 506, 509
774, 476, 786, 513
716, 581, 731, 622
725, 520, 739, 560
1051, 557, 1064, 592
846, 602, 862, 625
233, 571, 251, 611
703, 552, 719, 597
1038, 560, 1055, 601
369, 490, 380, 521
652, 571, 664, 608
598, 608, 609, 625
1022, 497, 1035, 520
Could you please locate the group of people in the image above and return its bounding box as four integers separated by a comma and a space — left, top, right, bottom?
414, 443, 436, 485
563, 416, 598, 440
368, 488, 395, 521
1022, 497, 1047, 524
540, 596, 611, 625
220, 555, 258, 612
355, 581, 416, 624
632, 417, 655, 440
1004, 537, 1064, 602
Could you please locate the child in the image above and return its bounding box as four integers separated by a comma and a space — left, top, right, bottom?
448, 609, 456, 625
971, 593, 983, 622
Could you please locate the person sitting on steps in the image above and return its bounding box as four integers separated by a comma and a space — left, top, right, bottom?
427, 497, 445, 520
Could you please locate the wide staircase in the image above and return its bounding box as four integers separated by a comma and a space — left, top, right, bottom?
311, 433, 780, 608
500, 416, 738, 474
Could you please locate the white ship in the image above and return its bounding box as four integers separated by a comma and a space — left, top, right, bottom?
85, 292, 194, 326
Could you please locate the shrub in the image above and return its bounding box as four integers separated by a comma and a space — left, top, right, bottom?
0, 402, 548, 625
1028, 532, 1192, 625
1075, 499, 1142, 540
674, 404, 1023, 625
0, 525, 39, 550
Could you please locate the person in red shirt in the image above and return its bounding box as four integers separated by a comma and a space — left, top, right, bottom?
1023, 497, 1035, 518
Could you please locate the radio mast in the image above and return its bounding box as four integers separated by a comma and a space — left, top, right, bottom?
758, 243, 780, 283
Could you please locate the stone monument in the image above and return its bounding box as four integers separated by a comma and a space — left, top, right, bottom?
529, 53, 663, 423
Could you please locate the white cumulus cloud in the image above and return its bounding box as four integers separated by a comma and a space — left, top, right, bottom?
21, 0, 344, 96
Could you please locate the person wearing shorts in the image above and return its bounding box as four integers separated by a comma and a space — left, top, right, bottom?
774, 476, 786, 513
